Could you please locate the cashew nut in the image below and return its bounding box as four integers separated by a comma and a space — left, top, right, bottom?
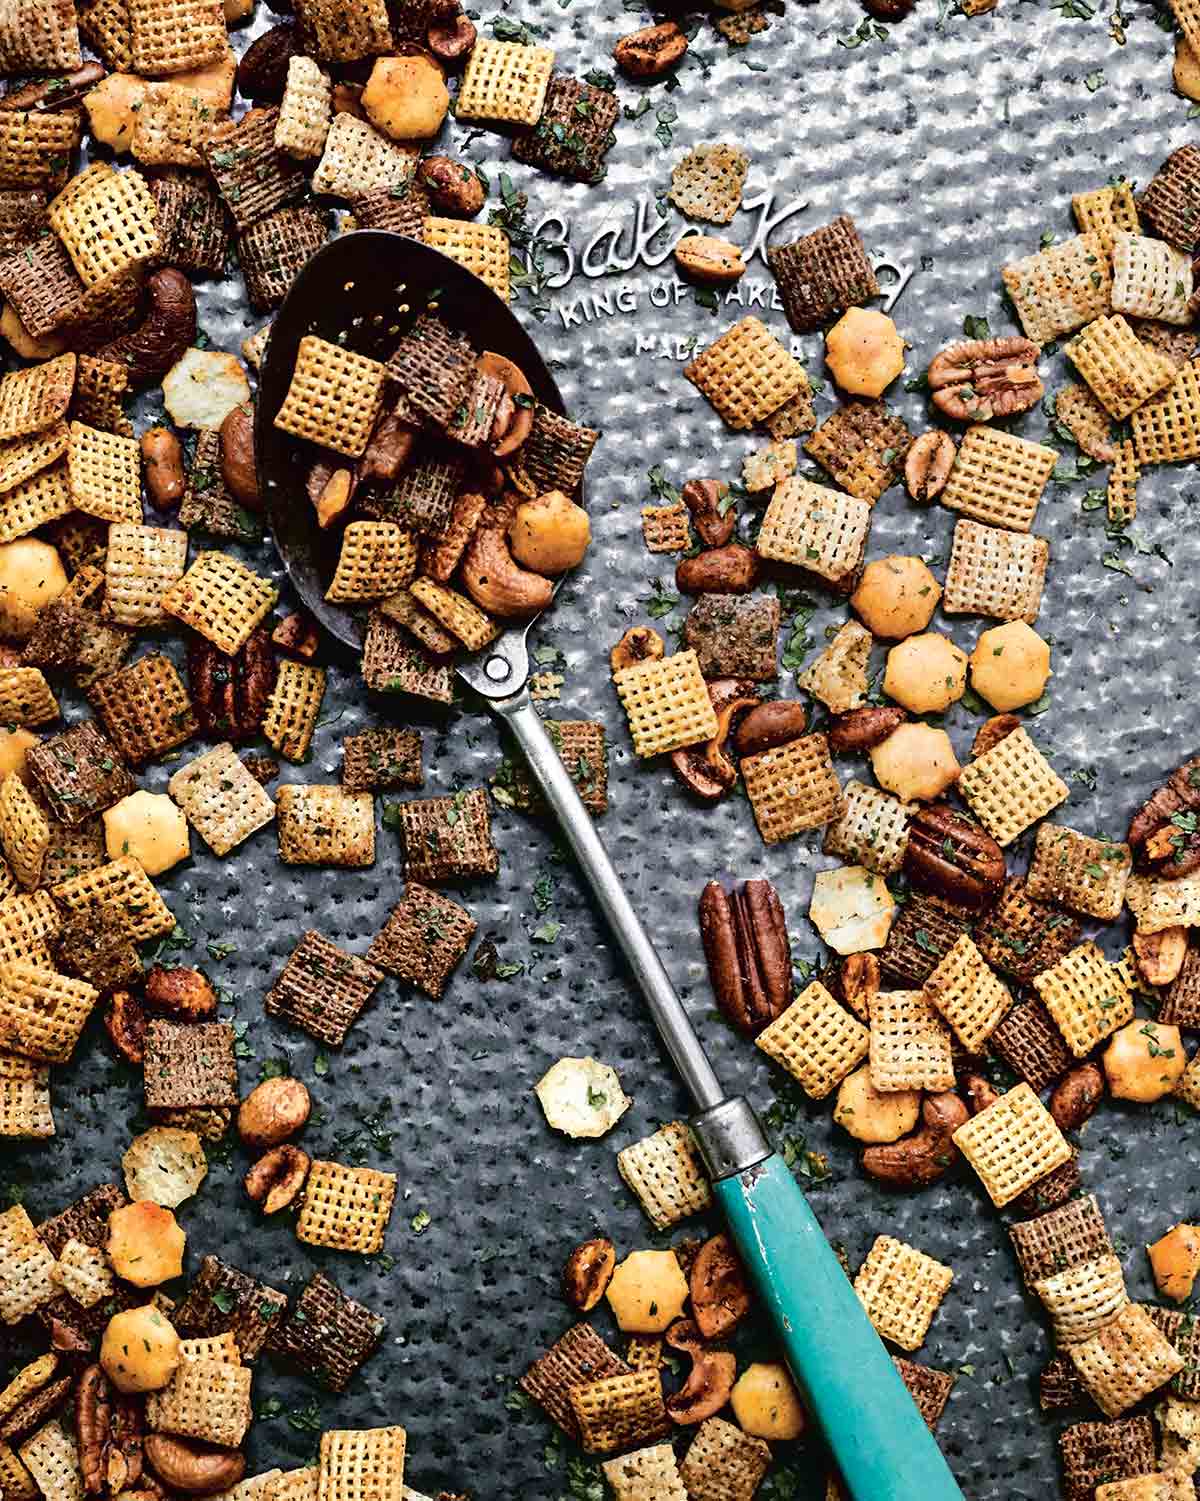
461, 525, 553, 618
96, 269, 197, 389
144, 1434, 245, 1495
860, 1091, 968, 1189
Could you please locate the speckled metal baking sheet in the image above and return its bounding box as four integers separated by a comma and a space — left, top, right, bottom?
5, 2, 1198, 1495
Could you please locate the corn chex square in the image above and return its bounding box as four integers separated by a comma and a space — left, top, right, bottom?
318, 1427, 406, 1501
273, 336, 386, 458
0, 775, 48, 890
684, 316, 806, 431
854, 1235, 953, 1352
943, 518, 1048, 623
422, 217, 511, 301
1025, 821, 1131, 922
0, 1052, 52, 1139
1001, 233, 1112, 345
756, 979, 869, 1097
1069, 1303, 1184, 1418
1032, 941, 1135, 1057
923, 934, 1012, 1052
128, 0, 226, 74
1068, 315, 1177, 420
263, 661, 327, 763
0, 0, 81, 70
616, 1120, 713, 1229
1108, 437, 1139, 523
742, 732, 843, 843
940, 424, 1057, 533
168, 743, 276, 857
54, 856, 174, 941
1072, 181, 1141, 256
88, 654, 198, 766
0, 667, 59, 728
277, 785, 374, 868
569, 1370, 671, 1456
162, 552, 278, 656
104, 523, 188, 627
956, 724, 1068, 845
803, 400, 911, 504
457, 39, 555, 126
756, 477, 871, 592
869, 987, 955, 1093
952, 1081, 1072, 1207
1132, 357, 1200, 465
612, 649, 717, 759
0, 961, 98, 1063
0, 355, 76, 443
297, 1159, 396, 1253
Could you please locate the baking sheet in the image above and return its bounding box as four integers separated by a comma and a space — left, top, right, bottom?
5, 1, 1198, 1494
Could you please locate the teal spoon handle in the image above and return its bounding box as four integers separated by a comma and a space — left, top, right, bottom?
714, 1157, 964, 1501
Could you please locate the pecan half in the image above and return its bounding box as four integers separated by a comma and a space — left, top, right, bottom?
77, 1365, 144, 1497
613, 19, 687, 77
904, 430, 956, 504
820, 952, 879, 1021
562, 1237, 616, 1313
1, 63, 106, 112
188, 626, 277, 744
903, 802, 1005, 909
105, 990, 147, 1065
681, 478, 735, 548
699, 879, 791, 1035
827, 704, 905, 755
1128, 755, 1200, 877
928, 336, 1043, 422
972, 713, 1020, 759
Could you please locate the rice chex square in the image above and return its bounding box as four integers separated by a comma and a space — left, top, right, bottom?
940, 424, 1057, 533
853, 1235, 953, 1352
869, 987, 955, 1093
617, 1120, 713, 1229
168, 743, 276, 857
756, 476, 871, 593
1001, 233, 1112, 345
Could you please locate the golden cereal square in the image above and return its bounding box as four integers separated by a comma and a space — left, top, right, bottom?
422, 218, 511, 301
1069, 1304, 1184, 1418
641, 503, 691, 553
263, 661, 327, 763
924, 934, 1013, 1052
0, 355, 76, 443
602, 1444, 688, 1501
822, 780, 913, 876
295, 0, 392, 62
104, 523, 188, 627
162, 552, 279, 656
943, 519, 1049, 623
456, 40, 555, 126
0, 667, 59, 728
0, 1053, 52, 1139
869, 987, 955, 1093
755, 980, 869, 1099
1034, 1254, 1129, 1345
52, 855, 174, 941
1132, 358, 1200, 465
1032, 941, 1135, 1057
616, 1120, 713, 1229
0, 891, 60, 967
67, 422, 141, 523
0, 426, 68, 497
742, 732, 844, 843
0, 775, 48, 891
409, 578, 497, 652
613, 650, 718, 759
276, 785, 374, 868
0, 0, 81, 71
297, 1160, 397, 1253
1108, 437, 1140, 526
756, 477, 872, 592
1072, 181, 1141, 256
276, 56, 333, 160
1001, 233, 1112, 345
0, 961, 98, 1063
128, 0, 227, 74
940, 424, 1057, 533
679, 1417, 772, 1501
146, 1358, 252, 1448
684, 316, 806, 431
1025, 822, 1132, 922
1068, 315, 1177, 420
1097, 1478, 1195, 1501
951, 1082, 1073, 1207
50, 168, 160, 290
956, 725, 1068, 845
853, 1235, 953, 1353
273, 336, 387, 458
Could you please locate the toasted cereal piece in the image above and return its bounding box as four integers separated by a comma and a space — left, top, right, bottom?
0, 189, 47, 257
923, 934, 1012, 1052
88, 654, 198, 766
0, 1206, 58, 1323
1068, 314, 1177, 420
1056, 383, 1118, 464
624, 1337, 663, 1372
868, 987, 954, 1093
940, 424, 1057, 533
742, 732, 844, 844
167, 743, 275, 858
17, 1421, 79, 1496
317, 1427, 406, 1501
569, 1369, 671, 1455
363, 453, 467, 537
1072, 181, 1140, 256
1069, 1303, 1183, 1417
36, 1183, 123, 1259
1038, 1352, 1090, 1411
617, 1120, 713, 1229
684, 316, 806, 431
174, 1254, 286, 1362
520, 405, 600, 496
602, 1444, 688, 1501
1096, 1477, 1195, 1501
0, 0, 81, 69
679, 1416, 771, 1501
0, 667, 58, 728
66, 422, 141, 524
241, 323, 272, 370
491, 720, 608, 817
275, 56, 333, 160
424, 216, 512, 301
669, 142, 749, 226
1133, 317, 1199, 369
511, 73, 619, 184
296, 1160, 396, 1254
71, 356, 132, 439
146, 1358, 252, 1447
1033, 941, 1135, 1058
822, 780, 912, 877
0, 234, 83, 340
273, 336, 386, 458
122, 1126, 207, 1208
341, 728, 422, 793
952, 1081, 1073, 1207
50, 909, 140, 991
204, 109, 307, 233
1025, 822, 1132, 921
0, 891, 60, 967
294, 0, 391, 60
682, 594, 779, 681
853, 1235, 953, 1353
0, 1353, 59, 1422
163, 552, 278, 656
742, 438, 797, 493
276, 785, 373, 868
143, 1019, 237, 1110
103, 524, 187, 628
24, 600, 133, 689
0, 961, 98, 1063
612, 649, 718, 759
1162, 941, 1200, 1030
0, 1053, 52, 1139
989, 996, 1073, 1091
50, 167, 159, 290
1141, 145, 1200, 251
1112, 233, 1193, 326
893, 1357, 955, 1430
360, 612, 453, 702
796, 619, 871, 713
766, 214, 880, 334
641, 503, 690, 553
804, 400, 911, 504
47, 514, 107, 577
239, 205, 328, 313
0, 427, 68, 499
128, 0, 226, 74
520, 1324, 630, 1439
0, 776, 47, 890
260, 661, 327, 764
179, 427, 260, 543
150, 171, 231, 279
942, 518, 1049, 623
0, 112, 80, 194
1002, 233, 1112, 346
1009, 1193, 1113, 1287
1035, 1253, 1129, 1347
310, 113, 416, 198
368, 883, 475, 999
1131, 356, 1200, 465
267, 1271, 382, 1392
0, 355, 76, 443
326, 522, 417, 604
53, 856, 174, 941
956, 724, 1067, 846
755, 979, 869, 1099
762, 382, 817, 440
1107, 438, 1139, 524
351, 180, 429, 237
755, 476, 872, 592
457, 39, 554, 126
26, 720, 134, 826
388, 787, 496, 882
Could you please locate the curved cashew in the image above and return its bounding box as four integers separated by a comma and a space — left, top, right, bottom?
144, 1434, 244, 1496
461, 526, 553, 618
96, 269, 196, 389
860, 1091, 968, 1190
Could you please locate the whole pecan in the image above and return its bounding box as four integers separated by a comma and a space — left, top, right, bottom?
928, 336, 1043, 421
613, 20, 688, 77
676, 543, 759, 595
188, 625, 277, 744
1128, 755, 1200, 877
827, 705, 905, 755
77, 1365, 144, 1497
972, 713, 1020, 759
903, 802, 1005, 909
681, 478, 735, 548
699, 879, 790, 1035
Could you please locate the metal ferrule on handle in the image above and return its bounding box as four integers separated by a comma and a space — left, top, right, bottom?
494, 689, 965, 1501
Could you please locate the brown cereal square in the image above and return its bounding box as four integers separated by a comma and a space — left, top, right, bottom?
522, 405, 600, 495
149, 170, 231, 278
804, 400, 911, 503
351, 181, 430, 236
360, 612, 454, 703
1161, 942, 1200, 1030
49, 912, 141, 993
266, 1271, 383, 1391
392, 787, 498, 883
174, 1255, 287, 1363
37, 1183, 124, 1258
511, 73, 619, 184
1141, 145, 1200, 252
265, 930, 384, 1047
1040, 1353, 1091, 1412
0, 234, 83, 340
768, 215, 881, 333
204, 110, 307, 233
1012, 1148, 1082, 1218
491, 720, 608, 817
520, 1324, 631, 1441
1059, 1419, 1155, 1501
974, 876, 1081, 983
385, 314, 477, 431
879, 890, 973, 986
294, 0, 392, 62
683, 593, 780, 680
893, 1357, 955, 1430
368, 882, 476, 999
341, 729, 423, 793
988, 997, 1073, 1093
0, 191, 47, 256
1009, 1194, 1113, 1287
88, 655, 198, 766
143, 1020, 238, 1110
239, 205, 328, 313
360, 454, 466, 537
26, 720, 135, 826
641, 503, 691, 554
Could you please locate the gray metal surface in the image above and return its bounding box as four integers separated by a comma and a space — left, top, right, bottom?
4, 1, 1197, 1496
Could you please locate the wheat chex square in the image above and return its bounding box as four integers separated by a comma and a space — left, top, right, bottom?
804, 400, 911, 503
295, 0, 392, 61
868, 987, 954, 1093
679, 594, 778, 681
50, 909, 140, 992
520, 1323, 630, 1439
179, 427, 261, 543
923, 933, 1012, 1052
205, 109, 307, 232
53, 855, 174, 941
940, 424, 1057, 532
755, 979, 869, 1098
274, 336, 386, 458
341, 729, 422, 793
956, 724, 1067, 844
149, 171, 231, 278
276, 785, 374, 867
569, 1370, 671, 1455
266, 931, 384, 1047
385, 313, 476, 430
268, 1270, 383, 1391
680, 1418, 772, 1501
492, 721, 608, 818
512, 73, 619, 184
988, 996, 1073, 1091
361, 453, 466, 537
390, 787, 496, 882
1002, 233, 1112, 345
240, 205, 328, 313
143, 1019, 237, 1109
0, 1053, 52, 1139
174, 1254, 287, 1362
853, 1235, 953, 1353
26, 720, 134, 826
352, 180, 429, 236
168, 743, 276, 857
163, 552, 279, 656
360, 613, 453, 703
1141, 144, 1200, 250
368, 883, 475, 999
89, 654, 198, 765
0, 235, 84, 340
1009, 1193, 1113, 1287
766, 215, 880, 333
612, 649, 718, 759
1060, 1417, 1156, 1501
756, 477, 872, 592
297, 1159, 396, 1254
521, 405, 600, 495
684, 316, 806, 430
0, 189, 47, 256
616, 1120, 712, 1228
893, 1357, 955, 1431
952, 1082, 1072, 1206
263, 661, 327, 763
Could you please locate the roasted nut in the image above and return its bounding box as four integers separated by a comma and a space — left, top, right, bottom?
672, 680, 758, 802
904, 429, 956, 504
670, 747, 728, 802
49, 1316, 92, 1353
699, 878, 791, 1035
141, 428, 185, 511
77, 1364, 144, 1497
272, 611, 320, 660
928, 336, 1043, 422
509, 490, 590, 574
1049, 1063, 1105, 1133
963, 1073, 1001, 1116
862, 0, 915, 18
237, 1076, 311, 1149
972, 713, 1021, 759
144, 965, 217, 1019
610, 625, 664, 674
145, 1434, 245, 1496
243, 1144, 310, 1213
188, 626, 277, 744
1128, 755, 1200, 877
681, 478, 735, 549
675, 543, 759, 595
733, 700, 807, 757
332, 81, 365, 117
427, 0, 477, 64
903, 802, 1005, 909
861, 1091, 968, 1189
562, 1237, 617, 1312
689, 1233, 752, 1339
664, 1318, 737, 1425
822, 951, 880, 1022
219, 404, 260, 512
97, 270, 197, 390
462, 525, 554, 617
0, 62, 106, 112
418, 155, 485, 217
479, 352, 534, 458
827, 704, 906, 756
105, 990, 147, 1066
1132, 926, 1188, 987
236, 23, 297, 101
613, 19, 688, 76
314, 467, 355, 529
674, 236, 745, 285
